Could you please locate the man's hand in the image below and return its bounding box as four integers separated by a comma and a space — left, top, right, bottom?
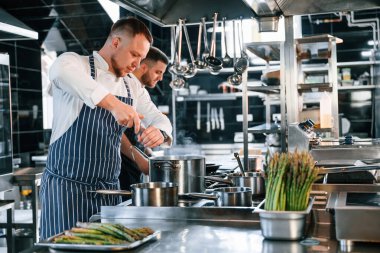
137, 126, 165, 148
97, 94, 144, 134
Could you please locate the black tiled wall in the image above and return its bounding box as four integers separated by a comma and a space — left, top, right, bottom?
0, 40, 44, 167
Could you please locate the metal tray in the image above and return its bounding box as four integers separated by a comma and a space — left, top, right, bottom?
254, 198, 314, 240
35, 231, 160, 251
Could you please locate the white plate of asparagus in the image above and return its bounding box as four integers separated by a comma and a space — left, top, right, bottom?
36, 222, 160, 251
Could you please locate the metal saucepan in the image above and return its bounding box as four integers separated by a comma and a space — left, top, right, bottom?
212, 187, 252, 207
238, 155, 264, 172
90, 182, 217, 207
205, 171, 265, 197
149, 155, 206, 194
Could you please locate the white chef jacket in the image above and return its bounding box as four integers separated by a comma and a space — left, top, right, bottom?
48, 51, 172, 145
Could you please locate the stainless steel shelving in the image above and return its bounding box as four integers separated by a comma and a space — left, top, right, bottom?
338, 85, 376, 91
241, 41, 286, 169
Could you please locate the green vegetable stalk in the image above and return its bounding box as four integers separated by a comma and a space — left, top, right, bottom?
264, 150, 320, 211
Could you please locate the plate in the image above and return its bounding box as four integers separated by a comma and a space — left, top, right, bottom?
35, 231, 160, 251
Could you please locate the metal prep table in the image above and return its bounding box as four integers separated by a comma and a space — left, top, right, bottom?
21, 203, 380, 253
12, 167, 44, 243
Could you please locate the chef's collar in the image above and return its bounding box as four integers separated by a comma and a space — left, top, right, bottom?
93, 51, 124, 82
128, 73, 145, 88
92, 51, 109, 71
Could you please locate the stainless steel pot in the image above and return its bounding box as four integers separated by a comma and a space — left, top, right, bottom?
131, 182, 178, 207
149, 155, 205, 194
90, 182, 217, 207
213, 187, 252, 207
246, 156, 263, 172
205, 172, 265, 197
229, 172, 265, 197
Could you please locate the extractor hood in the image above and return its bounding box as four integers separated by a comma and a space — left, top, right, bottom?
111, 0, 379, 26
0, 8, 38, 41
111, 0, 258, 26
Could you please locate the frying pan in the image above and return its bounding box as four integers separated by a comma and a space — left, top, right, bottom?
206, 163, 221, 174
204, 171, 265, 197
89, 182, 217, 207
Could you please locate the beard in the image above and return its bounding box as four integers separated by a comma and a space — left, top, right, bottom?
110, 56, 127, 77
140, 72, 156, 88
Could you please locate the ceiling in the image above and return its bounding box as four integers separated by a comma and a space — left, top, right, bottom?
111, 0, 380, 26
0, 0, 379, 62
0, 0, 113, 54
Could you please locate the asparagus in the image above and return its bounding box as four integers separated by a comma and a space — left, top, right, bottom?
53, 223, 155, 245
53, 235, 113, 245
64, 231, 125, 244
264, 150, 319, 211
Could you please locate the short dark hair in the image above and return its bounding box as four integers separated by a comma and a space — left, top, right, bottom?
142, 46, 169, 65
110, 17, 153, 44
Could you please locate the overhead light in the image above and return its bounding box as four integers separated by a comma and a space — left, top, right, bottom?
98, 0, 120, 23
0, 8, 38, 40
361, 50, 372, 57
367, 40, 379, 46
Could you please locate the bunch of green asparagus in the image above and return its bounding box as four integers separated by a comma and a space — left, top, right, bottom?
264, 151, 320, 211
53, 222, 154, 245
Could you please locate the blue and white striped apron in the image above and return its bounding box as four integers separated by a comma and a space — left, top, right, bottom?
39, 54, 133, 240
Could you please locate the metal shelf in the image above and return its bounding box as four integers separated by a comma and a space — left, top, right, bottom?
176, 92, 262, 102
338, 85, 376, 91
248, 123, 281, 134
245, 41, 282, 62
0, 154, 12, 159
247, 85, 280, 94
296, 34, 343, 44
195, 65, 280, 74
337, 61, 379, 67
298, 83, 332, 93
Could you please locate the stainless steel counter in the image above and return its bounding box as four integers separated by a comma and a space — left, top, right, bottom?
21, 201, 380, 253
21, 221, 380, 253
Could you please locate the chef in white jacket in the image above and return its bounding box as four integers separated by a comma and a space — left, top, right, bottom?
39, 17, 170, 240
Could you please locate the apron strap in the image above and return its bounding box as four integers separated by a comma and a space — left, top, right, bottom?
44, 168, 119, 192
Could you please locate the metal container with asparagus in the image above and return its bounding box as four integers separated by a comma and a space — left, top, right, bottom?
255, 151, 320, 240
264, 150, 320, 211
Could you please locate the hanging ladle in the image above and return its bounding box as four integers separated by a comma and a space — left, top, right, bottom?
169, 19, 188, 76
222, 17, 233, 68
168, 21, 185, 90
169, 75, 185, 90
182, 19, 197, 78
194, 21, 207, 69
227, 20, 242, 86
234, 18, 248, 75
201, 17, 210, 62
206, 13, 223, 75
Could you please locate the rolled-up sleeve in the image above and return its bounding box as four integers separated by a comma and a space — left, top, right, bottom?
135, 85, 173, 146
49, 52, 109, 108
